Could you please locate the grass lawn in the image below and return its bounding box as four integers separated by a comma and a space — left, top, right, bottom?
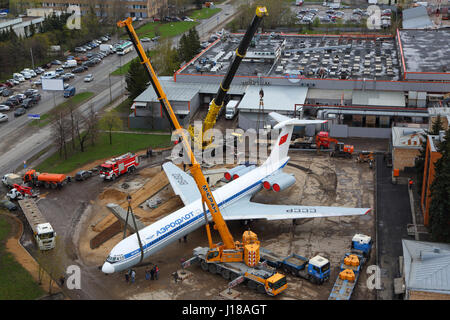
113, 98, 133, 113
36, 131, 172, 173
0, 215, 45, 300
125, 21, 198, 40
29, 92, 95, 127
189, 7, 222, 20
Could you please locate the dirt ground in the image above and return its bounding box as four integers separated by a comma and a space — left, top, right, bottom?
7, 145, 376, 300
74, 151, 375, 300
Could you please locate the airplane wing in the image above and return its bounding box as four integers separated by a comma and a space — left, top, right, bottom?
221, 195, 370, 220
162, 162, 201, 206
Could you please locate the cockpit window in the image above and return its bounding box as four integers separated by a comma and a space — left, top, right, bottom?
106, 255, 123, 263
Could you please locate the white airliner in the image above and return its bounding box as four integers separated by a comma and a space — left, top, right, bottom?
101, 112, 371, 274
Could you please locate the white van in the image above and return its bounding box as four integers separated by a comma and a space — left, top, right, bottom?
42, 71, 56, 79
13, 73, 25, 82
64, 60, 77, 68
225, 100, 240, 120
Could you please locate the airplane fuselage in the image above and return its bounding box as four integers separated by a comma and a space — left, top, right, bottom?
101, 158, 288, 274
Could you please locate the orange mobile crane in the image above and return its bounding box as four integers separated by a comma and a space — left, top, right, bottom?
118, 18, 287, 296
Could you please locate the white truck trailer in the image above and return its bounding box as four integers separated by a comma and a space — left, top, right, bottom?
18, 199, 55, 250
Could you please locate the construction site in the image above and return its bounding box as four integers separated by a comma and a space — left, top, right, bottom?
31, 148, 376, 300
2, 2, 449, 303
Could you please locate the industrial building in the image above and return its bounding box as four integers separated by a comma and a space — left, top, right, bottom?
0, 16, 44, 37
402, 6, 434, 29
131, 77, 246, 130
391, 127, 426, 172
420, 130, 446, 226
131, 30, 449, 135
401, 240, 450, 300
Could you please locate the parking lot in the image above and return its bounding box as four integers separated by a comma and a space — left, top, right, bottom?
0, 35, 118, 124
292, 3, 392, 28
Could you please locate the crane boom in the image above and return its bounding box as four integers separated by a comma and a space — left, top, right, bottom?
189, 6, 268, 148
117, 18, 236, 250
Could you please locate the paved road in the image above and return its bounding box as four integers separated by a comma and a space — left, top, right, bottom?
0, 1, 237, 177
376, 154, 413, 300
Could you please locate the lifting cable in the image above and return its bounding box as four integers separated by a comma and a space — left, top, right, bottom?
123, 194, 145, 264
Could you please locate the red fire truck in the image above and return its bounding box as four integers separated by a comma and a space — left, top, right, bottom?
99, 152, 140, 181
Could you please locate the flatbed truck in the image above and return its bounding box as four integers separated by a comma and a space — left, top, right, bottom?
183, 246, 287, 296
18, 199, 56, 250
328, 234, 372, 300
260, 248, 330, 284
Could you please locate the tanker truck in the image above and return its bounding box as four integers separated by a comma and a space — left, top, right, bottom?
23, 169, 69, 189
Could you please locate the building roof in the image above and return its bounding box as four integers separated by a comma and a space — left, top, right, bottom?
398, 29, 450, 74
428, 131, 446, 152
402, 6, 433, 29
392, 126, 426, 149
134, 78, 248, 103
352, 90, 406, 107
306, 89, 353, 101
238, 85, 308, 112
402, 239, 450, 295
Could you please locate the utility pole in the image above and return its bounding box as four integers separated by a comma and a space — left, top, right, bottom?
108, 71, 112, 103
30, 47, 35, 70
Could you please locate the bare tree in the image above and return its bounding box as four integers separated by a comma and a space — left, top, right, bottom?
51, 112, 70, 160
87, 104, 100, 147
73, 110, 89, 153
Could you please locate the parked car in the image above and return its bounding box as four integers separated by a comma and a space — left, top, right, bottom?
72, 67, 85, 73
7, 79, 19, 86
33, 79, 42, 86
31, 93, 41, 103
0, 199, 17, 211
141, 37, 151, 42
24, 88, 38, 97
84, 74, 94, 82
75, 47, 86, 53
14, 107, 26, 117
64, 86, 76, 98
6, 95, 20, 103
75, 170, 92, 181
0, 113, 8, 123
51, 59, 62, 65
21, 98, 34, 109
1, 82, 13, 88
4, 99, 17, 107
0, 105, 10, 112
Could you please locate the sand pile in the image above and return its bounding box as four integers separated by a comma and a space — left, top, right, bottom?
98, 188, 128, 202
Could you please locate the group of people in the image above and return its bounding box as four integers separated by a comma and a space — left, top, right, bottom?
125, 269, 136, 283
125, 265, 159, 283
145, 265, 159, 281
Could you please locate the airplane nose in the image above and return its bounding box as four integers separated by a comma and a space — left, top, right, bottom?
102, 262, 114, 274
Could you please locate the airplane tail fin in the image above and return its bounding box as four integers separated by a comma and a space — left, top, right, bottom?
263, 112, 327, 168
